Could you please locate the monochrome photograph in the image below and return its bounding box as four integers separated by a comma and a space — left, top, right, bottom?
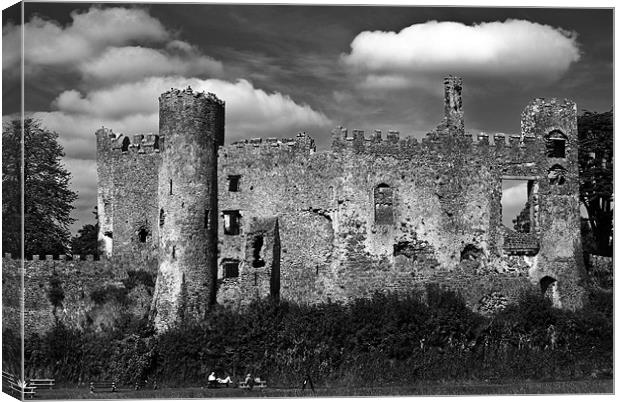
1, 1, 614, 399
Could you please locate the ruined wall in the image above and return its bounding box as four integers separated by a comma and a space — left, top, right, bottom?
96, 129, 161, 274
520, 98, 585, 309
152, 88, 224, 330
217, 83, 585, 311
2, 255, 153, 336
89, 79, 585, 321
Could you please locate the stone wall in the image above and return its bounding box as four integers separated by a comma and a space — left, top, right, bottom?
2, 255, 153, 336
96, 128, 161, 273
90, 79, 586, 326
217, 86, 585, 310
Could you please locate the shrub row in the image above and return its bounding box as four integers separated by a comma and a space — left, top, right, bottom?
13, 285, 612, 387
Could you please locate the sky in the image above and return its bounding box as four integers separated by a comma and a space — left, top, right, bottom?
1, 2, 614, 234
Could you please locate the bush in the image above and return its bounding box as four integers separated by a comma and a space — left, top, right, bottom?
23, 286, 613, 387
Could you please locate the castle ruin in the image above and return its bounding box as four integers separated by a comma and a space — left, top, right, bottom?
94, 77, 586, 331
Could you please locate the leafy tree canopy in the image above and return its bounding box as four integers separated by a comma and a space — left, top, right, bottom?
2, 118, 78, 256
577, 110, 613, 256
71, 208, 99, 257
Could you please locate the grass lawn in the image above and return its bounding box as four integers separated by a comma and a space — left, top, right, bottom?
29, 379, 613, 399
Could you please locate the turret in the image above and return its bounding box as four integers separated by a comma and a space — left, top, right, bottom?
151, 87, 225, 331
437, 75, 464, 135
520, 98, 584, 309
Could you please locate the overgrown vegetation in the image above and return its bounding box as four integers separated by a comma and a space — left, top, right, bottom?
16, 286, 612, 388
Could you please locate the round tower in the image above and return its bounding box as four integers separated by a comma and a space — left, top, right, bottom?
151, 87, 224, 331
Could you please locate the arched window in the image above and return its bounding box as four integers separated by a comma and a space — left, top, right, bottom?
374, 183, 393, 225
545, 130, 567, 158
121, 136, 131, 152
540, 275, 560, 307
548, 164, 567, 185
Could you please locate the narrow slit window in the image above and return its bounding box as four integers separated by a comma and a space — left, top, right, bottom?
374, 183, 394, 225
159, 209, 165, 227
169, 179, 173, 195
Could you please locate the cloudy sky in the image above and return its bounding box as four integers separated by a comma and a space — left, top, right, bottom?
2, 3, 613, 233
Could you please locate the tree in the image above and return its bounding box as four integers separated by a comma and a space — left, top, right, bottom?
2, 118, 78, 256
71, 208, 99, 257
577, 110, 613, 256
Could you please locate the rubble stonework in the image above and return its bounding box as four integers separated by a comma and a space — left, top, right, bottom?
73, 77, 587, 330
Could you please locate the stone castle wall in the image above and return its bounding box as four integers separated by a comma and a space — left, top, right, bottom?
215, 88, 584, 311
2, 255, 145, 336
85, 78, 589, 329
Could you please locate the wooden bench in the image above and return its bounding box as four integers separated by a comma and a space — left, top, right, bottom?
239, 380, 267, 389
29, 378, 55, 389
3, 371, 37, 398
89, 381, 117, 393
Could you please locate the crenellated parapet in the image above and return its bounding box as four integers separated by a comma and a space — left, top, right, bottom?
159, 86, 225, 107
223, 131, 316, 156
331, 125, 543, 164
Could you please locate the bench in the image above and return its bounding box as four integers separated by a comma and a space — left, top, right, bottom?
239, 380, 267, 389
89, 381, 117, 393
3, 371, 37, 398
29, 378, 55, 389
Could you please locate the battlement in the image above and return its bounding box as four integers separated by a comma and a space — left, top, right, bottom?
159, 86, 225, 106
331, 126, 540, 158
107, 133, 163, 154
223, 132, 316, 154
4, 253, 103, 261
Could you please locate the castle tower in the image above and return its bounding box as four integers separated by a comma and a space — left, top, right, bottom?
437, 76, 464, 135
521, 98, 585, 309
151, 87, 224, 331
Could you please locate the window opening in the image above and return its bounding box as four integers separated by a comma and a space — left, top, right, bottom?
251, 235, 265, 267
374, 183, 394, 225
501, 179, 536, 233
169, 179, 173, 195
138, 228, 149, 243
228, 175, 241, 192
223, 210, 241, 235
222, 260, 240, 278
548, 164, 567, 186
159, 209, 165, 227
121, 136, 130, 152
545, 130, 567, 158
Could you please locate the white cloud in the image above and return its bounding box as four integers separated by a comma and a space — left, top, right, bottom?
80, 46, 224, 84
32, 76, 332, 232
48, 76, 332, 141
342, 19, 581, 90
3, 7, 169, 71
501, 181, 528, 226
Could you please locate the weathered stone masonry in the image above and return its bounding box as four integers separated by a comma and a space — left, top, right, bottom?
216, 77, 585, 311
6, 77, 588, 335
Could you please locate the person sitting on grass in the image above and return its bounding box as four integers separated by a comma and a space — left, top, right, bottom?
244, 373, 253, 389
217, 374, 232, 387
208, 372, 218, 388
